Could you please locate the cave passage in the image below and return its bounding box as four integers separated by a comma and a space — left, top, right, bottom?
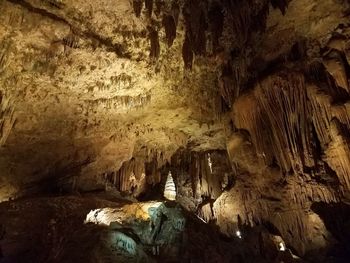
1, 0, 350, 262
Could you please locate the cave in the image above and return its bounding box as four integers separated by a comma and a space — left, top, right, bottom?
1, 0, 350, 262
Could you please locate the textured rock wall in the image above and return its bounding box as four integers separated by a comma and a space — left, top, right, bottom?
0, 0, 231, 199
212, 0, 350, 258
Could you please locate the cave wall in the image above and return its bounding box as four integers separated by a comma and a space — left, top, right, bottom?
213, 0, 350, 258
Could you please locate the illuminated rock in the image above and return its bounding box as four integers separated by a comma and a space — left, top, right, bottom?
164, 171, 176, 201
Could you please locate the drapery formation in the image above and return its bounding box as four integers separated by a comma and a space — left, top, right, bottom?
233, 70, 350, 192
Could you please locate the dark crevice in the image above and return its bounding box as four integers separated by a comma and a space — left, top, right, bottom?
7, 0, 68, 24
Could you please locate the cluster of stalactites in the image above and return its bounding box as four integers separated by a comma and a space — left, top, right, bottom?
233, 69, 350, 191
131, 0, 288, 68
190, 152, 223, 200
105, 149, 168, 197
182, 0, 275, 69
171, 150, 230, 201
132, 0, 180, 59
233, 72, 312, 174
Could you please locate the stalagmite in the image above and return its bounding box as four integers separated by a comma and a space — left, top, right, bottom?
164, 171, 176, 200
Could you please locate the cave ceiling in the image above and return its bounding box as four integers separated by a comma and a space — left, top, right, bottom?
0, 0, 350, 205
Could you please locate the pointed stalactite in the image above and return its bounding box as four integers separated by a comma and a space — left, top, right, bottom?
149, 27, 160, 59
270, 0, 290, 15
132, 0, 143, 17
183, 0, 207, 56
208, 2, 224, 51
171, 1, 180, 27
181, 151, 227, 200
196, 10, 207, 55
182, 34, 193, 69
162, 15, 177, 47
154, 0, 164, 16
145, 0, 153, 16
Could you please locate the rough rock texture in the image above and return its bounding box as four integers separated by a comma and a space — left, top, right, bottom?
1, 0, 350, 262
0, 0, 229, 199
0, 196, 287, 263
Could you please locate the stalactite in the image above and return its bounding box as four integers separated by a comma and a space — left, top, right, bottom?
270, 0, 290, 15
109, 158, 145, 195
195, 153, 222, 199
208, 2, 223, 51
307, 85, 333, 147
234, 72, 315, 173
154, 0, 164, 16
171, 1, 180, 27
219, 62, 239, 108
182, 34, 193, 69
132, 0, 143, 17
105, 149, 167, 196
307, 81, 350, 190
162, 14, 177, 47
62, 33, 79, 49
145, 0, 153, 16
149, 27, 160, 59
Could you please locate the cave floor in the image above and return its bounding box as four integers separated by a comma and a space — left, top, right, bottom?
0, 194, 301, 263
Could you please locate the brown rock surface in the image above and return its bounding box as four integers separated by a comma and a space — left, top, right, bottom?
1, 0, 350, 262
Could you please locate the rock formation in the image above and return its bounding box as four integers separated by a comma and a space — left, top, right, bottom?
1, 0, 350, 262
